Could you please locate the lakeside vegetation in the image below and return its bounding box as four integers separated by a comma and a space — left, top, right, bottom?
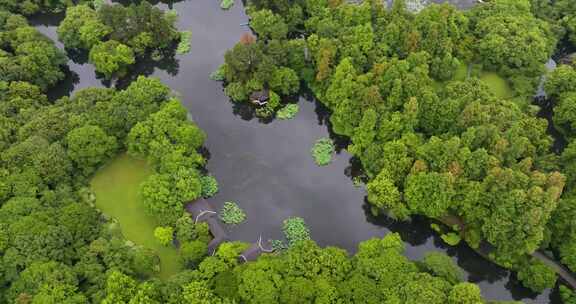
1, 0, 576, 302
219, 0, 576, 296
57, 2, 182, 78
276, 103, 299, 119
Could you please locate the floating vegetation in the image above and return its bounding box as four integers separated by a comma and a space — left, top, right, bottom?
440, 232, 461, 246
271, 239, 288, 251
220, 0, 234, 10
311, 137, 335, 166
276, 104, 299, 120
282, 217, 311, 247
219, 201, 246, 225
200, 175, 219, 198
176, 31, 192, 55
210, 64, 226, 81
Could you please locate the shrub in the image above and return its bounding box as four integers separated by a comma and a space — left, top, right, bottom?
219, 202, 246, 225
132, 247, 160, 277
179, 240, 207, 268
421, 252, 463, 284
517, 260, 557, 292
210, 65, 226, 81
448, 283, 483, 304
66, 125, 117, 175
282, 217, 311, 247
276, 104, 299, 120
560, 285, 576, 304
175, 213, 195, 242
311, 137, 334, 166
153, 226, 174, 246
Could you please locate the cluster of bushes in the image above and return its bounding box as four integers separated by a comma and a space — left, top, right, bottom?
0, 11, 67, 90
220, 29, 304, 118
57, 2, 181, 78
126, 97, 208, 226
226, 0, 573, 293
91, 233, 494, 304
542, 64, 576, 301
0, 0, 88, 15
531, 0, 576, 48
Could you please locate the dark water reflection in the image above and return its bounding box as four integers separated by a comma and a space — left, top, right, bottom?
33, 0, 556, 302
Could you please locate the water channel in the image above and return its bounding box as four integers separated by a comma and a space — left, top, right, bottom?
31, 0, 558, 302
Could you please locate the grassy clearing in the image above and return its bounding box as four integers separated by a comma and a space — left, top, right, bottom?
480, 71, 514, 99
91, 154, 181, 279
434, 63, 514, 100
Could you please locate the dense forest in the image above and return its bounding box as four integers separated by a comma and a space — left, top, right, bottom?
0, 0, 575, 303
219, 0, 576, 300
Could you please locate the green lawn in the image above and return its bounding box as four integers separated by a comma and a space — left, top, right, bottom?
479, 71, 514, 99
453, 62, 469, 82
434, 63, 514, 100
91, 153, 181, 279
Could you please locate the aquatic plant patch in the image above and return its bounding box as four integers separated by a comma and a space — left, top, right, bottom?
210, 64, 226, 81
440, 232, 461, 246
219, 201, 246, 225
220, 0, 234, 10
282, 217, 311, 247
276, 104, 299, 120
200, 175, 219, 198
311, 137, 335, 166
176, 31, 192, 55
271, 239, 288, 251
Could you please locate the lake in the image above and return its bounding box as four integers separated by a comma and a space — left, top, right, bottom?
32, 0, 557, 302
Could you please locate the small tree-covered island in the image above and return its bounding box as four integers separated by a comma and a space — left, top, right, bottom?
1, 0, 576, 303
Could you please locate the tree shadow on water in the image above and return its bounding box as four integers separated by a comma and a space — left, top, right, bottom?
230, 102, 274, 124
66, 48, 90, 65
362, 201, 433, 247
362, 199, 514, 286
46, 66, 79, 101
28, 11, 65, 27
115, 48, 180, 90
504, 274, 549, 302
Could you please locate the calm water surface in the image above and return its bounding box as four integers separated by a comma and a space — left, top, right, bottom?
33, 0, 557, 302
